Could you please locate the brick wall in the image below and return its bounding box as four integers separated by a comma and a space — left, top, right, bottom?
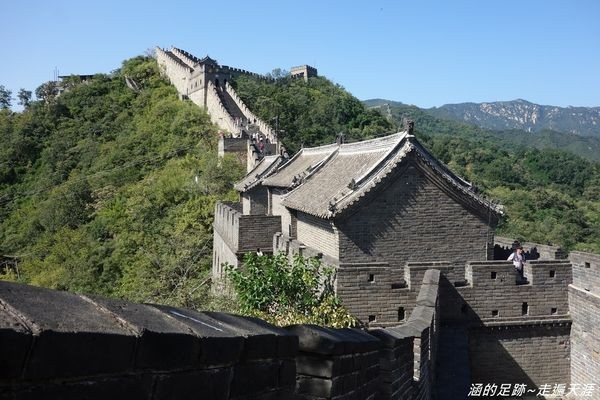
286, 325, 381, 400
213, 228, 240, 276
435, 259, 573, 393
370, 269, 441, 400
469, 323, 571, 388
334, 164, 494, 326
570, 251, 600, 294
337, 164, 494, 267
271, 190, 295, 237
297, 211, 339, 260
568, 251, 600, 395
242, 186, 269, 216
212, 202, 281, 271
0, 277, 443, 400
155, 48, 192, 96
440, 260, 571, 322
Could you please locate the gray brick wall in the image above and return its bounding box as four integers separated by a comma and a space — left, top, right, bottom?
570, 251, 600, 294
271, 190, 295, 237
0, 281, 298, 400
337, 164, 494, 268
212, 202, 281, 273
297, 212, 339, 260
1, 279, 444, 400
469, 323, 571, 389
242, 186, 269, 216
333, 164, 494, 326
568, 251, 600, 395
440, 260, 572, 322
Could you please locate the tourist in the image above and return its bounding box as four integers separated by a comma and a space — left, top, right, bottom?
508, 243, 526, 283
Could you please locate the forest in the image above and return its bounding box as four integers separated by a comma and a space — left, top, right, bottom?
1, 56, 598, 313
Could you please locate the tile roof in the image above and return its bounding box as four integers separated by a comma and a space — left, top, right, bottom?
280, 132, 503, 219
260, 143, 338, 189
232, 131, 503, 220
234, 156, 283, 192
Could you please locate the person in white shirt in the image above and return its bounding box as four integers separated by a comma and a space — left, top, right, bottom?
507, 244, 526, 283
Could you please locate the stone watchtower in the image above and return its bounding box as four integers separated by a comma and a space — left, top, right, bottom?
290, 65, 318, 81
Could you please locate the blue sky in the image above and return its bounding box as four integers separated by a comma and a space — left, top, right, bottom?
1, 0, 599, 108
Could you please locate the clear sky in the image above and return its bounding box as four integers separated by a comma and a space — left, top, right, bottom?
1, 0, 599, 108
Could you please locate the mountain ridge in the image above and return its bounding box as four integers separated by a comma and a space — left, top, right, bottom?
426, 99, 600, 137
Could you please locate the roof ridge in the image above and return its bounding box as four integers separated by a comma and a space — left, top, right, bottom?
338, 131, 406, 154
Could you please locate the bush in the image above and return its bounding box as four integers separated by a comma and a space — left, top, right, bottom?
225, 252, 356, 328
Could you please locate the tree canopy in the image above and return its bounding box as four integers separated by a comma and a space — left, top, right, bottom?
0, 56, 244, 309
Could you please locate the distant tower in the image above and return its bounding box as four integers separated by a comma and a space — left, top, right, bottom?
290, 65, 318, 81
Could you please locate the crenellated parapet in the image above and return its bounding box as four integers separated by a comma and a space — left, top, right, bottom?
212, 202, 281, 272
441, 259, 572, 323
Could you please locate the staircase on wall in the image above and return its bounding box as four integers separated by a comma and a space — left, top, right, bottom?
156, 46, 280, 171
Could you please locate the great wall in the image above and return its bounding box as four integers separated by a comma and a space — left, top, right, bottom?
0, 48, 598, 400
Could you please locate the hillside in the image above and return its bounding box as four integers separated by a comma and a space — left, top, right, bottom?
231, 75, 393, 152
428, 99, 600, 137
0, 56, 244, 307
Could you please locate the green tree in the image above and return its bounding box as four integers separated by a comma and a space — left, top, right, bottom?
17, 89, 32, 108
35, 81, 58, 103
225, 252, 356, 328
0, 85, 12, 109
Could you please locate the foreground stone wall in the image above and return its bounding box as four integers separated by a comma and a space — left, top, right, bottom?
0, 270, 441, 400
568, 251, 600, 394
0, 281, 298, 400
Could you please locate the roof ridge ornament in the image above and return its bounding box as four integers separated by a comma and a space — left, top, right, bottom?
403, 118, 414, 135
347, 178, 358, 190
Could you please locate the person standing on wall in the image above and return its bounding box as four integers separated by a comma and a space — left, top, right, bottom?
508, 242, 527, 284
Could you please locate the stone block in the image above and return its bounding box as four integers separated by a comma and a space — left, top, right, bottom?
151, 305, 244, 366
85, 295, 199, 369
0, 281, 135, 380
204, 312, 298, 359
13, 375, 153, 400
286, 325, 346, 355
153, 368, 232, 400
0, 309, 31, 380
230, 360, 280, 397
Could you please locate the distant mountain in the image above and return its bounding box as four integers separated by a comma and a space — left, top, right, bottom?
427, 99, 600, 137
363, 99, 600, 161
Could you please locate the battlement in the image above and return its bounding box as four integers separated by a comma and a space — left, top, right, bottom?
569, 250, 600, 294
290, 65, 318, 81
442, 259, 572, 323
224, 82, 278, 145
170, 47, 202, 68
494, 236, 567, 260
213, 202, 281, 255
221, 65, 269, 80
